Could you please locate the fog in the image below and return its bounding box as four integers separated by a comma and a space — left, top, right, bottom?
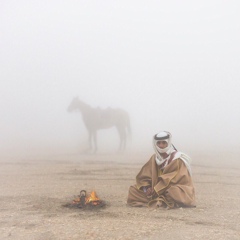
1, 1, 240, 161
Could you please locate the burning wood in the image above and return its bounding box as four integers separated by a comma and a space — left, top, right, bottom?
63, 190, 106, 209
85, 191, 100, 205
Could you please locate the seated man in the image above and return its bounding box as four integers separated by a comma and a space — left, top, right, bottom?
127, 131, 196, 209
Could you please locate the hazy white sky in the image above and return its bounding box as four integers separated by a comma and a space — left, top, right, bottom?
1, 0, 240, 157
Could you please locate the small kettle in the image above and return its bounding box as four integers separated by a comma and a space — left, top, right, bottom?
80, 190, 86, 206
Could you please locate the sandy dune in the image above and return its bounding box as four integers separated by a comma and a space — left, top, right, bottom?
0, 152, 239, 240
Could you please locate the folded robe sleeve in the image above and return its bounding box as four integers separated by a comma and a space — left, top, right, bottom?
136, 155, 158, 190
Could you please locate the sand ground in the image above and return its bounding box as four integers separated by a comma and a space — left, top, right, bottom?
0, 152, 239, 240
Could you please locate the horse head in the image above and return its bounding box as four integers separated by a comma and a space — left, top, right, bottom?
67, 97, 91, 113
67, 96, 80, 112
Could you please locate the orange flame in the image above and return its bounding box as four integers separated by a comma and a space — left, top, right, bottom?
85, 191, 100, 205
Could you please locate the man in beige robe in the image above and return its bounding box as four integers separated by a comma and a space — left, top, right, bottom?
127, 131, 196, 209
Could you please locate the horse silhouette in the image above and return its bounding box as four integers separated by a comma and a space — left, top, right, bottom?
67, 97, 131, 153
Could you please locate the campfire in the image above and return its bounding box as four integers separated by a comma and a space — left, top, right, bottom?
63, 190, 106, 209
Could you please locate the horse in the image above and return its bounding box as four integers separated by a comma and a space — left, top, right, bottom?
67, 97, 131, 153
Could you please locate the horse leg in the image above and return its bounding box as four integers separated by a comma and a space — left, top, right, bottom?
122, 127, 127, 151
116, 127, 126, 152
93, 131, 97, 153
122, 129, 126, 151
88, 130, 93, 152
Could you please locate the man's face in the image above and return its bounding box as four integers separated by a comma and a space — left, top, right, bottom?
156, 140, 168, 149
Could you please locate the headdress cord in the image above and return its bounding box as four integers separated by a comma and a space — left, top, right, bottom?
172, 144, 177, 151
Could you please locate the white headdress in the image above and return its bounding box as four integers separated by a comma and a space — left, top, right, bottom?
153, 131, 174, 154
153, 131, 192, 176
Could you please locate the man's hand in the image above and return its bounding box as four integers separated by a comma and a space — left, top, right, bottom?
146, 187, 153, 196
